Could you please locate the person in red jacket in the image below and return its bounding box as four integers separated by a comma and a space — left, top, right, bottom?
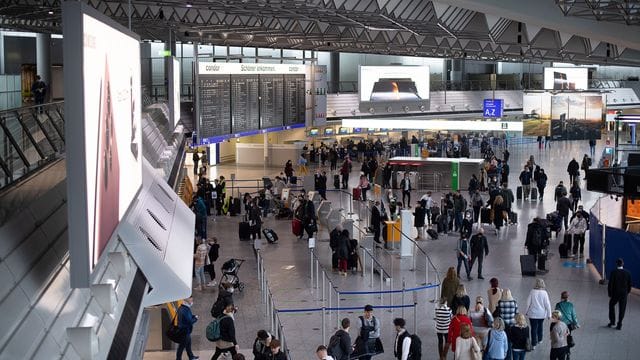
444, 306, 475, 356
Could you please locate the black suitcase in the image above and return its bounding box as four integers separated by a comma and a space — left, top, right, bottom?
239, 221, 251, 240
427, 228, 438, 240
230, 198, 241, 216
559, 243, 569, 258
263, 228, 278, 243
516, 186, 523, 200
481, 208, 491, 224
509, 211, 518, 224
537, 253, 547, 271
520, 254, 537, 276
437, 214, 448, 233
530, 187, 538, 201
334, 174, 340, 189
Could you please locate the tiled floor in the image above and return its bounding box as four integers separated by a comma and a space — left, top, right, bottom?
150, 139, 640, 360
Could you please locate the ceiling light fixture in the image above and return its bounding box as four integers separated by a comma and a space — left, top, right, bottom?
48, 10, 53, 15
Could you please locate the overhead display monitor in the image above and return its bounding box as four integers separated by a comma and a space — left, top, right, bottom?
63, 2, 142, 287
544, 67, 588, 90
309, 128, 319, 136
338, 127, 349, 135
358, 65, 430, 113
324, 128, 335, 136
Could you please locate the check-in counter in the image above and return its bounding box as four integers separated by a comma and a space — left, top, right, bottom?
387, 156, 484, 191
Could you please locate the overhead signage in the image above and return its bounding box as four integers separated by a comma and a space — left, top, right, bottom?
199, 62, 307, 75
341, 119, 523, 132
483, 99, 504, 118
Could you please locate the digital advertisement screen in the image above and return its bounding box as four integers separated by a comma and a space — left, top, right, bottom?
324, 128, 335, 136
544, 67, 589, 90
171, 57, 181, 127
353, 128, 362, 133
338, 127, 349, 135
359, 66, 430, 113
309, 128, 319, 136
64, 2, 142, 287
523, 92, 552, 136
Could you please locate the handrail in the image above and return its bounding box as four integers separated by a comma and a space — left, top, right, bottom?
0, 101, 64, 116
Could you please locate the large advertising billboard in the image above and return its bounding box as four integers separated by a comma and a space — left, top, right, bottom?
523, 91, 602, 139
544, 67, 589, 90
358, 66, 429, 113
63, 2, 142, 287
169, 57, 181, 127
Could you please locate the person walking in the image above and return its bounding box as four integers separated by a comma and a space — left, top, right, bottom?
567, 158, 580, 186
453, 191, 467, 232
567, 212, 587, 258
508, 314, 531, 360
549, 310, 570, 360
383, 162, 393, 189
413, 202, 426, 240
393, 318, 412, 360
340, 159, 350, 189
555, 291, 579, 333
537, 169, 548, 201
525, 278, 552, 349
469, 296, 493, 340
268, 339, 287, 360
471, 190, 483, 224
193, 238, 209, 291
31, 75, 47, 109
359, 174, 370, 201
445, 306, 474, 357
518, 166, 532, 201
569, 181, 581, 213
589, 138, 596, 157
607, 258, 632, 330
176, 297, 199, 360
192, 151, 200, 175
206, 237, 220, 287
357, 305, 381, 360
487, 278, 503, 314
400, 172, 412, 208
420, 191, 434, 227
252, 330, 272, 360
316, 345, 335, 360
454, 324, 481, 360
581, 154, 591, 180
457, 236, 473, 281
249, 199, 263, 241
496, 289, 518, 327
211, 302, 239, 359
435, 297, 452, 360
469, 228, 489, 280
451, 284, 471, 313
441, 267, 460, 308
483, 317, 509, 360
500, 183, 514, 219
556, 193, 572, 231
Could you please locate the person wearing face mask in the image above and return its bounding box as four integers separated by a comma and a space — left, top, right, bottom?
176, 297, 199, 360
211, 302, 238, 360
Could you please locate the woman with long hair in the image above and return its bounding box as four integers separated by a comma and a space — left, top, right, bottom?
445, 306, 475, 357
525, 278, 552, 349
508, 314, 531, 360
487, 278, 504, 314
454, 323, 481, 360
451, 284, 471, 313
441, 267, 460, 308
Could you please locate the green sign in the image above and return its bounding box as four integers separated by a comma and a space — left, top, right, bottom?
411, 144, 419, 157
451, 161, 459, 190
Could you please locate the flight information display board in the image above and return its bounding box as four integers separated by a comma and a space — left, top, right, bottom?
199, 75, 231, 138
284, 74, 306, 125
259, 75, 285, 129
231, 75, 260, 133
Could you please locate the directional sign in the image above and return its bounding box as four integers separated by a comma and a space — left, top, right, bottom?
483, 99, 504, 118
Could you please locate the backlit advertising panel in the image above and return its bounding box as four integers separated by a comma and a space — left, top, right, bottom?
543, 67, 589, 90
63, 2, 142, 287
358, 66, 429, 113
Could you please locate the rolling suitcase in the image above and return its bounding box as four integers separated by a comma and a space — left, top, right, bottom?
353, 187, 362, 201
334, 174, 340, 189
263, 228, 279, 243
516, 186, 523, 200
427, 228, 439, 240
520, 254, 537, 276
530, 187, 538, 201
559, 243, 569, 258
239, 221, 251, 240
509, 211, 518, 224
292, 218, 303, 236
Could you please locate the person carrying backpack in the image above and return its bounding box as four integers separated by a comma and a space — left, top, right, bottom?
357, 305, 381, 360
210, 302, 238, 359
393, 318, 421, 360
328, 318, 352, 360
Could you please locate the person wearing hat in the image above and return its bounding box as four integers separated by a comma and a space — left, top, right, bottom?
357, 304, 381, 359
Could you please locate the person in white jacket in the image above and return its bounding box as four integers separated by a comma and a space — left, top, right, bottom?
525, 278, 552, 349
455, 323, 481, 360
567, 211, 588, 258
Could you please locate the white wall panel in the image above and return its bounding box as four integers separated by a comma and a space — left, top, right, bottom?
4, 230, 46, 281
2, 309, 46, 359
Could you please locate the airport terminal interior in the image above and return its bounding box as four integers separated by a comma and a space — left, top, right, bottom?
2, 1, 640, 360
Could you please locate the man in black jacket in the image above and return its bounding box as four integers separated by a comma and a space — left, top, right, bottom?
211, 302, 238, 359
383, 163, 393, 189
329, 318, 352, 360
400, 173, 412, 208
556, 194, 572, 231
608, 258, 633, 330
330, 225, 343, 271
525, 218, 548, 268
371, 201, 382, 244
567, 158, 580, 186
469, 228, 489, 280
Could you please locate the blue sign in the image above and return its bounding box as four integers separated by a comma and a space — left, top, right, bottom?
483, 99, 504, 118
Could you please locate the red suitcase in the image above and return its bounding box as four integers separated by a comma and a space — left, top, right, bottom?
292, 218, 303, 236
353, 187, 361, 201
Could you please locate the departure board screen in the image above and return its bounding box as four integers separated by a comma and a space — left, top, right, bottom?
199, 75, 231, 138
231, 75, 260, 133
259, 75, 285, 129
284, 74, 306, 125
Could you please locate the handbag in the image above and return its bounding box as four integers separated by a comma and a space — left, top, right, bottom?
567, 334, 575, 348
471, 337, 482, 360
165, 311, 186, 344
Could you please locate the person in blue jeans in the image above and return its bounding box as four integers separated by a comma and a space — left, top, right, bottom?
177, 297, 199, 360
525, 279, 552, 349
456, 236, 472, 281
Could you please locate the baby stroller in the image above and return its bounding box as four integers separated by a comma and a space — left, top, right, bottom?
219, 259, 246, 292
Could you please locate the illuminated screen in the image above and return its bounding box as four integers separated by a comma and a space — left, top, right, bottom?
359, 66, 430, 113
353, 128, 362, 133
324, 128, 335, 136
64, 2, 142, 286
309, 128, 319, 136
338, 127, 349, 135
543, 67, 588, 90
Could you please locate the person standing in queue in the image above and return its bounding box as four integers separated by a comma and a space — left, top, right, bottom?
400, 172, 412, 209
358, 304, 381, 360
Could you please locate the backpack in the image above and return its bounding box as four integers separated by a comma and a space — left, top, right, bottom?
530, 226, 543, 248
205, 315, 228, 342
327, 333, 343, 359
210, 298, 225, 318
408, 334, 422, 360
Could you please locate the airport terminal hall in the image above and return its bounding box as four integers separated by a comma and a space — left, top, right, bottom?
4, 1, 640, 360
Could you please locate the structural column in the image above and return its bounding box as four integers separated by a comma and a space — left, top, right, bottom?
36, 33, 51, 102
329, 52, 340, 93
